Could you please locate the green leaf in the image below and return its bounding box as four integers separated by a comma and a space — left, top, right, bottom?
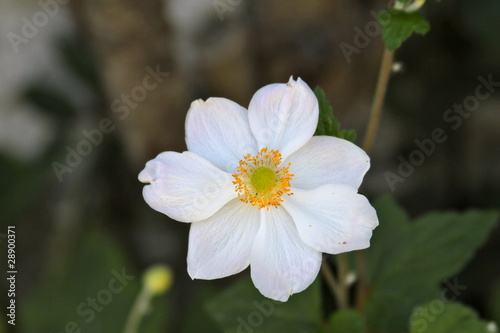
366, 196, 411, 283
314, 86, 357, 143
206, 275, 322, 333
314, 86, 340, 137
322, 309, 366, 333
409, 302, 490, 333
366, 197, 498, 333
339, 130, 357, 143
378, 10, 430, 50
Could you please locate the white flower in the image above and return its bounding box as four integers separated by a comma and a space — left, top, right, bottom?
139, 77, 378, 301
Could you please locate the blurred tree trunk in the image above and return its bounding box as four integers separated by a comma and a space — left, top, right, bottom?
70, 0, 188, 169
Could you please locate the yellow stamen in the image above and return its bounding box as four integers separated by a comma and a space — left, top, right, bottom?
232, 148, 294, 209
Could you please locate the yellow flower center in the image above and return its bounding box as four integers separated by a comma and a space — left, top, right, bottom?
251, 166, 277, 193
232, 148, 294, 209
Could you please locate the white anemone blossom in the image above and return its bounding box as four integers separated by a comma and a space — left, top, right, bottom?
139, 77, 378, 301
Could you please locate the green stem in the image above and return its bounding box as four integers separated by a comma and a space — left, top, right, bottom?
362, 48, 395, 154
336, 253, 349, 308
123, 286, 153, 333
355, 250, 368, 313
356, 47, 395, 313
321, 260, 347, 309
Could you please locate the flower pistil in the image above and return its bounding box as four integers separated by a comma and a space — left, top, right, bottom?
232, 148, 294, 209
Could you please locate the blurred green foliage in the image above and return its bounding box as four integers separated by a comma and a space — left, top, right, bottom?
321, 309, 366, 333
206, 276, 321, 333
409, 302, 490, 333
23, 231, 168, 333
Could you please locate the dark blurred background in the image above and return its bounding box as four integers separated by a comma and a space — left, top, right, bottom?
0, 0, 499, 332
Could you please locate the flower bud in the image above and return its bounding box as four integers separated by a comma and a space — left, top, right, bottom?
143, 264, 173, 295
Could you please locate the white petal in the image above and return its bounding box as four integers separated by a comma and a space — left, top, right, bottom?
248, 77, 319, 160
283, 184, 378, 254
185, 98, 258, 173
139, 151, 235, 222
250, 208, 322, 302
187, 199, 260, 279
286, 136, 370, 190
